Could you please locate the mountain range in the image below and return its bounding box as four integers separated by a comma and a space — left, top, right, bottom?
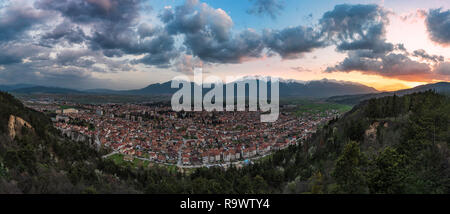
0, 78, 378, 98
1, 78, 449, 100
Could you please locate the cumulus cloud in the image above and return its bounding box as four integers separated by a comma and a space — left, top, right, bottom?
55, 50, 96, 67
53, 49, 135, 72
247, 0, 284, 20
1, 62, 114, 89
35, 0, 141, 24
173, 54, 204, 74
0, 54, 97, 88
0, 3, 51, 42
138, 23, 157, 38
0, 45, 135, 87
40, 21, 86, 46
320, 4, 449, 81
257, 4, 394, 60
91, 26, 177, 59
0, 0, 177, 87
263, 26, 325, 59
381, 54, 432, 77
162, 0, 264, 64
320, 4, 393, 53
425, 8, 450, 46
412, 49, 444, 63
325, 50, 381, 73
433, 62, 450, 76
132, 49, 179, 68
0, 43, 45, 65
37, 0, 178, 67
0, 51, 23, 65
326, 51, 433, 81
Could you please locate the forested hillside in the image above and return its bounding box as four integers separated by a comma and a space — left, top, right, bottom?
183, 90, 449, 194
281, 90, 450, 193
0, 91, 448, 194
173, 91, 449, 194
0, 92, 138, 193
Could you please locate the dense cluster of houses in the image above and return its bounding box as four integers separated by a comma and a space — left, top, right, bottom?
27, 102, 341, 166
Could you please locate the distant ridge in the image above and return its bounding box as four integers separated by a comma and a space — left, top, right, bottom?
93, 78, 379, 98
2, 77, 380, 98
327, 82, 450, 105
0, 84, 37, 91
278, 78, 378, 97
10, 86, 85, 95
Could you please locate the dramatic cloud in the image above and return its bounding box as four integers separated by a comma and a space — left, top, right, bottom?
320, 4, 447, 81
247, 0, 284, 20
91, 26, 178, 67
0, 0, 177, 87
425, 8, 450, 46
434, 62, 450, 76
263, 26, 325, 59
36, 0, 177, 67
320, 4, 393, 53
40, 21, 87, 46
0, 45, 135, 87
0, 43, 45, 65
0, 1, 448, 88
161, 0, 264, 64
260, 4, 394, 60
0, 3, 51, 41
378, 54, 432, 77
326, 41, 450, 81
185, 29, 264, 63
412, 49, 444, 63
326, 51, 433, 81
138, 23, 158, 38
51, 48, 135, 73
35, 0, 141, 24
0, 51, 24, 65
55, 50, 96, 67
0, 62, 114, 89
173, 54, 204, 74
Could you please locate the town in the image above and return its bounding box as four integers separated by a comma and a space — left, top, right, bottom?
23, 98, 343, 168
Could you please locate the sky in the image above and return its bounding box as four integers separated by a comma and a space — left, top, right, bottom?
0, 0, 449, 91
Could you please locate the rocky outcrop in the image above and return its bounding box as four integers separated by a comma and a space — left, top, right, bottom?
365, 122, 379, 142
8, 115, 33, 140
57, 128, 101, 150
59, 128, 89, 142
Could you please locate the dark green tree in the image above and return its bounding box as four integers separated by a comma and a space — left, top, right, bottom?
332, 141, 369, 193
